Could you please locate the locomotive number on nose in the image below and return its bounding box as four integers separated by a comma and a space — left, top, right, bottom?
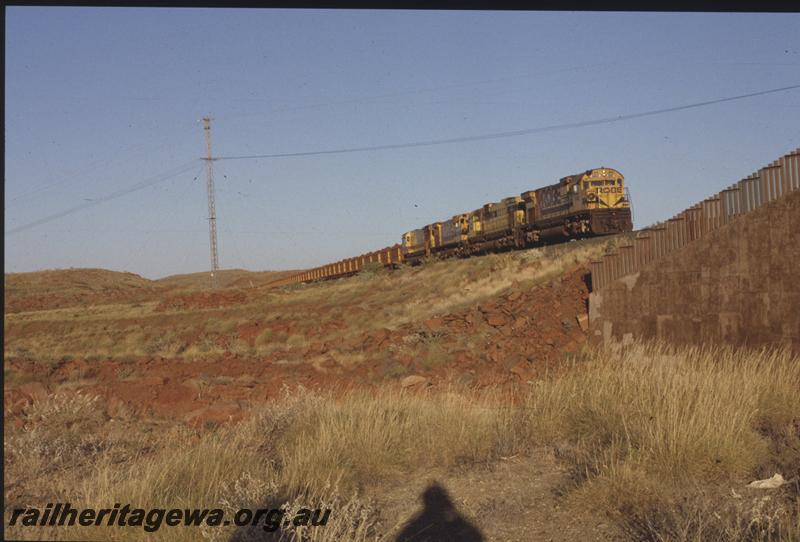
597, 187, 623, 194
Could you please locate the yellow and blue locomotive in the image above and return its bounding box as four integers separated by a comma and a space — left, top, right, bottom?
288, 167, 632, 283
401, 167, 632, 263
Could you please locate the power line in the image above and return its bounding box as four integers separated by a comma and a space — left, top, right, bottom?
214, 83, 800, 162
8, 127, 199, 202
5, 160, 199, 236
118, 164, 205, 273
7, 83, 798, 238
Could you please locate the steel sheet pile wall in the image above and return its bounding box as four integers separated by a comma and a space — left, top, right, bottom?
590, 148, 800, 291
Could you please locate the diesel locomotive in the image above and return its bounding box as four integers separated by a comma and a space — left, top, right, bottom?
401, 167, 632, 263
288, 167, 632, 283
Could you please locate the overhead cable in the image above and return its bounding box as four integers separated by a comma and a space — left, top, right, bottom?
6, 160, 199, 236
214, 83, 800, 161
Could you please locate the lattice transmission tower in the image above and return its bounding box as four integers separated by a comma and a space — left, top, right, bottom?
202, 117, 220, 288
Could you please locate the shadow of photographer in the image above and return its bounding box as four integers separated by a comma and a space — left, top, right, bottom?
394, 482, 484, 542
228, 481, 484, 541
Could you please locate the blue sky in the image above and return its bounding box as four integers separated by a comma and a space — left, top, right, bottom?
6, 8, 800, 278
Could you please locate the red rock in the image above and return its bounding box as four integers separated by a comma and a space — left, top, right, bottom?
5, 392, 31, 415
7, 415, 25, 430
235, 374, 256, 387
138, 376, 166, 387
399, 355, 415, 367
16, 382, 48, 402
423, 318, 443, 331
400, 375, 431, 388
312, 356, 337, 373
486, 314, 507, 327
184, 402, 243, 427
576, 314, 589, 332
510, 362, 533, 381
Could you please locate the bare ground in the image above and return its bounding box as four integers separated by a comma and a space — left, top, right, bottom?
372, 449, 624, 542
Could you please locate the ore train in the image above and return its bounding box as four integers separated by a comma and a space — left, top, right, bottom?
289, 167, 632, 283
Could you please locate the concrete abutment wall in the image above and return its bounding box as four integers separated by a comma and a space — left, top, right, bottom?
589, 189, 800, 352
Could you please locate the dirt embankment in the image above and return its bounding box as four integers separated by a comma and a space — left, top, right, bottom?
4, 267, 591, 429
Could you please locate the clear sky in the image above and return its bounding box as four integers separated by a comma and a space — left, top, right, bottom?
5, 8, 800, 279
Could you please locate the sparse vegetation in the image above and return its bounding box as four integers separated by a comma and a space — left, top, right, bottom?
519, 343, 800, 541
4, 236, 615, 364
6, 233, 796, 541
5, 343, 799, 541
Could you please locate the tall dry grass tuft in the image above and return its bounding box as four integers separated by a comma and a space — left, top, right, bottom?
21, 391, 382, 542
277, 388, 518, 493
520, 342, 800, 541
18, 387, 517, 542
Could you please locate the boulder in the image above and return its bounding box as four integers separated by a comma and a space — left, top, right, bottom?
486, 313, 507, 327
747, 473, 788, 489
400, 375, 431, 389
512, 317, 528, 330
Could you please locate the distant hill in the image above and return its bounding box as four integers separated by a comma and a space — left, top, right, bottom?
156, 269, 299, 290
4, 268, 160, 313
4, 267, 302, 313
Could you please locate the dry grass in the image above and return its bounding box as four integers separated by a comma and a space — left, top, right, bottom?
518, 342, 800, 541
5, 235, 620, 364
5, 342, 799, 541
253, 235, 621, 334
155, 269, 298, 290
4, 268, 154, 297
4, 268, 160, 314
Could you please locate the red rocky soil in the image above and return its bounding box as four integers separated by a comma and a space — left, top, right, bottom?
5, 267, 592, 428
154, 290, 249, 311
